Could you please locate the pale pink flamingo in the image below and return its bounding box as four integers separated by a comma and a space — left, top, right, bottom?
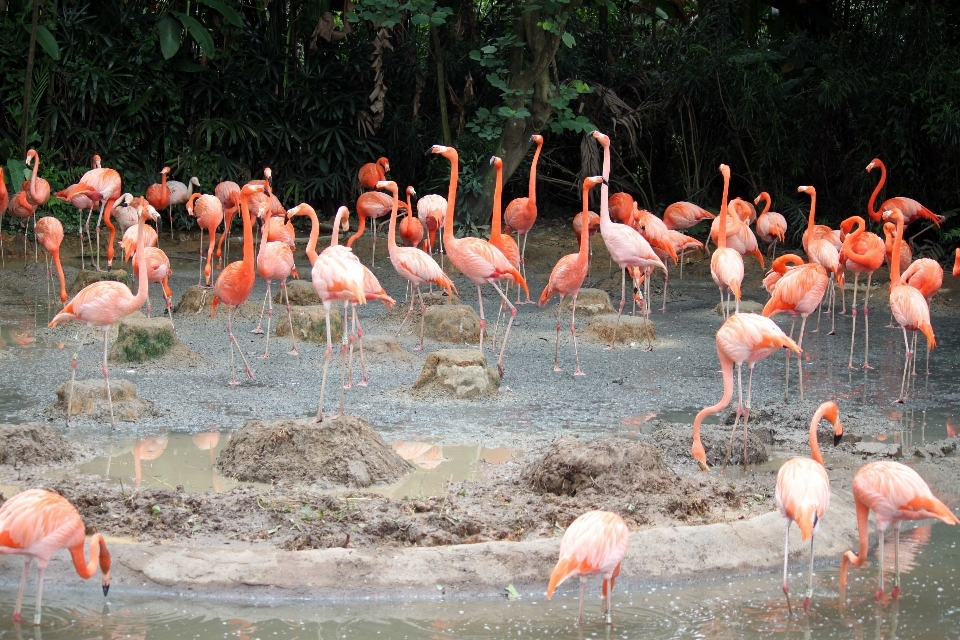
24, 150, 50, 261
663, 201, 714, 230
799, 186, 843, 334
763, 254, 805, 294
709, 207, 765, 267
418, 193, 447, 267
56, 165, 122, 271
251, 200, 298, 358
34, 216, 67, 305
728, 196, 756, 224
111, 193, 138, 236
839, 216, 885, 369
347, 191, 403, 266
754, 191, 787, 259
214, 180, 241, 265
120, 214, 158, 262
902, 257, 943, 375
503, 134, 543, 292
165, 175, 200, 240
186, 193, 225, 287
711, 165, 744, 319
882, 221, 913, 328
129, 246, 174, 322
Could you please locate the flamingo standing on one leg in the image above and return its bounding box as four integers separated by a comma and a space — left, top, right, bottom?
358, 157, 390, 190
840, 216, 884, 369
186, 193, 225, 287
691, 313, 801, 472
34, 217, 67, 306
539, 176, 604, 375
379, 181, 456, 351
754, 191, 787, 260
503, 134, 543, 300
711, 165, 744, 320
0, 489, 111, 626
49, 203, 159, 427
165, 175, 200, 240
839, 461, 958, 601
546, 510, 629, 627
428, 145, 529, 377
902, 257, 943, 375
775, 401, 843, 613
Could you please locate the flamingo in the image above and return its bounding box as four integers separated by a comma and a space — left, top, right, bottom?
799, 186, 843, 334
186, 193, 225, 287
763, 254, 805, 294
211, 183, 265, 386
882, 221, 913, 329
691, 313, 801, 472
728, 197, 756, 224
253, 198, 299, 359
0, 168, 8, 264
633, 206, 678, 313
662, 201, 714, 231
546, 510, 629, 627
0, 489, 111, 626
711, 165, 744, 320
503, 134, 543, 296
145, 166, 171, 237
8, 190, 35, 259
839, 461, 958, 600
57, 165, 123, 271
954, 248, 960, 277
592, 131, 666, 349
49, 202, 159, 427
111, 193, 138, 236
358, 157, 390, 190
34, 217, 67, 305
883, 207, 936, 402
775, 401, 843, 613
128, 246, 174, 322
840, 216, 885, 369
166, 175, 200, 240
539, 176, 604, 375
347, 190, 404, 266
52, 159, 103, 269
571, 200, 600, 280
608, 192, 636, 225
668, 229, 703, 280
902, 257, 943, 374
214, 180, 241, 265
762, 255, 828, 401
418, 193, 447, 266
23, 150, 50, 260
120, 214, 158, 262
428, 145, 528, 377
398, 186, 424, 248
866, 158, 943, 227
708, 203, 765, 267
754, 191, 787, 260
488, 157, 522, 346
378, 181, 456, 351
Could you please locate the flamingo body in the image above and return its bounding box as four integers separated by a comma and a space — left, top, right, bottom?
663, 201, 714, 230
35, 216, 67, 303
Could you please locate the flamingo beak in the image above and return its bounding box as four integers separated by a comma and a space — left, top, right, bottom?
834, 433, 843, 447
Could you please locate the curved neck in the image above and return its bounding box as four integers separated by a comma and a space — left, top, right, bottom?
69, 533, 109, 580
346, 210, 366, 247
258, 207, 271, 258
757, 192, 771, 217
130, 213, 151, 310
577, 183, 594, 260
890, 215, 904, 285
867, 161, 886, 222
187, 179, 196, 198
491, 163, 503, 237
805, 191, 817, 236
29, 153, 39, 191
842, 216, 871, 263
331, 209, 345, 247
304, 208, 320, 265
53, 248, 67, 303
693, 353, 734, 452
240, 190, 255, 273
187, 192, 201, 216
599, 141, 611, 226
442, 153, 459, 243
387, 188, 399, 254
808, 406, 827, 465
160, 172, 168, 189
405, 191, 414, 223
528, 140, 542, 204
718, 172, 730, 249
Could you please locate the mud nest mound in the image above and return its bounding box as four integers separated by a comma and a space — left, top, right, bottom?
649, 423, 768, 468
0, 423, 76, 467
524, 438, 678, 497
216, 416, 412, 488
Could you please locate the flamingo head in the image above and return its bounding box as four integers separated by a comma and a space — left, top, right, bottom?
490, 156, 503, 169
376, 180, 398, 195
866, 158, 880, 172
336, 205, 351, 233
691, 440, 709, 471
160, 166, 171, 175
120, 193, 133, 206
591, 130, 609, 146
92, 154, 102, 169
798, 185, 814, 195
406, 185, 416, 198
881, 208, 903, 224
719, 163, 730, 178
25, 149, 38, 165
584, 176, 604, 189
753, 191, 769, 206
530, 134, 543, 145
190, 176, 200, 187
378, 157, 390, 173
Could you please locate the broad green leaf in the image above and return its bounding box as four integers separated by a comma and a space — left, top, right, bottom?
157, 14, 183, 60
35, 25, 61, 61
561, 32, 575, 48
197, 0, 243, 27
175, 12, 215, 58
481, 45, 497, 54
412, 13, 430, 25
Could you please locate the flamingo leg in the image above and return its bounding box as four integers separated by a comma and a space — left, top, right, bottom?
492, 281, 507, 351
337, 304, 349, 418
645, 269, 654, 351
371, 221, 377, 267
227, 305, 255, 385
344, 303, 354, 389
415, 286, 426, 351
283, 280, 298, 356
847, 273, 860, 369
0, 211, 5, 267
604, 576, 614, 625
168, 204, 174, 241
722, 362, 745, 472
661, 264, 668, 312
577, 577, 586, 627
608, 268, 626, 350
476, 284, 487, 352
571, 292, 584, 376
262, 280, 274, 358
205, 226, 217, 285
718, 286, 726, 321
782, 520, 793, 615
785, 317, 797, 403
13, 559, 30, 623
32, 563, 46, 626
898, 328, 911, 403
198, 227, 205, 286
863, 273, 874, 369
489, 280, 517, 378
741, 363, 755, 472
397, 284, 417, 341
251, 288, 268, 334
892, 521, 902, 598
101, 326, 116, 428
796, 316, 808, 402
353, 304, 369, 386
804, 528, 816, 612
678, 249, 685, 279
876, 526, 886, 600
316, 303, 334, 422
911, 333, 918, 377
925, 334, 931, 376
33, 210, 39, 262
163, 277, 174, 326
828, 273, 837, 335
553, 297, 563, 372
94, 199, 106, 271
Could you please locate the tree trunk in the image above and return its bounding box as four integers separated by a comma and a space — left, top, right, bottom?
431, 24, 452, 146
21, 0, 41, 155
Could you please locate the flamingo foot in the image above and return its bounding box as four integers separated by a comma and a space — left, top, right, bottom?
250, 326, 264, 335
828, 329, 836, 336
863, 364, 875, 370
875, 587, 884, 601
891, 586, 900, 599
554, 365, 562, 373
261, 353, 270, 359
574, 369, 585, 376
288, 348, 299, 356
358, 378, 369, 388
228, 378, 240, 386
244, 366, 255, 380
497, 362, 504, 378
327, 412, 342, 421
895, 397, 906, 404
412, 345, 424, 352
847, 365, 858, 370
803, 596, 811, 612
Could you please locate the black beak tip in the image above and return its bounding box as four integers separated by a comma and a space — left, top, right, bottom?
103, 584, 110, 596
833, 434, 842, 447
602, 179, 609, 186
424, 147, 434, 156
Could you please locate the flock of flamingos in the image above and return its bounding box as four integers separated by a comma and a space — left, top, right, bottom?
2, 130, 960, 628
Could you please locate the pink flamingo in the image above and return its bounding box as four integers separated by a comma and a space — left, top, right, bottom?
503, 134, 543, 294
763, 254, 804, 294
754, 191, 787, 260
633, 206, 677, 313
34, 216, 67, 305
866, 158, 943, 226
253, 198, 299, 359
663, 201, 714, 230
398, 186, 424, 249
24, 150, 50, 261
711, 165, 744, 319
418, 193, 447, 266
56, 165, 122, 271
347, 190, 403, 266
214, 180, 241, 265
839, 216, 884, 369
186, 193, 225, 287
129, 246, 174, 322
902, 257, 943, 375
799, 186, 843, 334
49, 203, 158, 427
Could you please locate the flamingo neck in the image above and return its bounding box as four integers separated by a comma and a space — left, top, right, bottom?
69, 533, 110, 580
346, 209, 366, 247
387, 188, 400, 254
187, 179, 196, 198
304, 209, 320, 266
808, 406, 827, 465
718, 172, 730, 249
52, 248, 67, 303
890, 215, 904, 286
240, 190, 255, 276
805, 191, 817, 238
130, 212, 151, 311
867, 160, 886, 222
331, 209, 345, 247
29, 153, 39, 193
528, 140, 542, 205
491, 163, 504, 237
576, 183, 593, 263
187, 193, 201, 216
758, 192, 771, 217
842, 216, 871, 264
257, 207, 271, 262
598, 141, 611, 227
692, 353, 734, 459
840, 500, 872, 587
442, 153, 459, 245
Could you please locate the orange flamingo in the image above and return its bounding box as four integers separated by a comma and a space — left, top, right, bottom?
762, 255, 827, 401
608, 192, 636, 226
663, 201, 714, 230
57, 165, 122, 271
8, 189, 36, 259
954, 248, 960, 277
379, 181, 456, 351
120, 209, 158, 261
214, 180, 241, 265
145, 166, 171, 236
882, 221, 913, 329
186, 193, 225, 287
429, 145, 528, 377
252, 197, 299, 359
762, 253, 804, 294
883, 207, 936, 402
728, 197, 756, 224
418, 193, 447, 265
691, 313, 801, 471
503, 135, 543, 294
24, 150, 50, 261
49, 203, 158, 427
775, 401, 843, 613
0, 167, 8, 264
539, 176, 604, 375
358, 157, 390, 190
754, 192, 787, 259
902, 257, 943, 375
592, 131, 666, 348
488, 157, 523, 344
546, 510, 629, 627
129, 246, 173, 322
840, 216, 885, 369
571, 200, 600, 280
633, 206, 678, 313
711, 165, 744, 319
0, 489, 111, 626
398, 186, 424, 248
866, 158, 943, 226
347, 190, 403, 266
211, 183, 264, 385
34, 217, 67, 305
799, 185, 842, 334
839, 461, 958, 600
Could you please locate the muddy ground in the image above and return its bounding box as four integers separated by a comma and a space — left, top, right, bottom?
1, 221, 959, 564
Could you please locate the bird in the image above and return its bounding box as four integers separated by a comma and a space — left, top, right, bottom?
754, 191, 787, 260
186, 193, 225, 287
378, 181, 456, 351
347, 190, 403, 267
633, 206, 678, 313
839, 216, 885, 370
882, 207, 936, 403
839, 460, 958, 601
762, 255, 827, 401
662, 201, 714, 231
120, 211, 159, 261
165, 175, 200, 240
799, 186, 842, 334
0, 488, 111, 626
728, 196, 756, 224
23, 150, 50, 261
252, 197, 299, 359
214, 180, 241, 265
571, 200, 600, 280
111, 193, 138, 236
881, 220, 913, 330
866, 158, 944, 226
763, 254, 805, 294
34, 216, 67, 305
57, 165, 123, 271
488, 157, 522, 345
429, 145, 529, 377
398, 186, 424, 248
711, 165, 745, 320
49, 202, 159, 427
129, 245, 174, 322
345, 247, 396, 390
211, 183, 265, 386
775, 401, 843, 613
539, 176, 604, 375
691, 313, 801, 472
902, 257, 943, 375
503, 134, 544, 293
358, 157, 390, 190
53, 159, 106, 270
608, 192, 636, 226
418, 193, 447, 264
592, 131, 666, 349
8, 188, 36, 259
546, 510, 629, 627
954, 248, 960, 277
145, 166, 171, 237
708, 202, 765, 267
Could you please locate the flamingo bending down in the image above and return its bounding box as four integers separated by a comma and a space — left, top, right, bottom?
49, 203, 159, 427
503, 135, 543, 298
711, 165, 744, 320
799, 186, 843, 334
691, 313, 801, 472
546, 510, 629, 627
211, 183, 265, 386
539, 176, 604, 375
429, 145, 528, 377
111, 194, 138, 236
379, 181, 456, 351
840, 216, 885, 369
165, 175, 200, 240
866, 158, 944, 226
775, 401, 843, 613
0, 489, 111, 626
592, 131, 666, 349
186, 193, 225, 287
883, 208, 936, 402
129, 246, 174, 322
347, 190, 405, 267
754, 191, 787, 259
34, 217, 67, 305
398, 186, 425, 249
839, 461, 958, 600
763, 254, 805, 294
358, 157, 390, 190
663, 201, 714, 230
